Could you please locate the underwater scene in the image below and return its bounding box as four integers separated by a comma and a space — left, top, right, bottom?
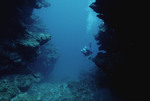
0, 0, 143, 101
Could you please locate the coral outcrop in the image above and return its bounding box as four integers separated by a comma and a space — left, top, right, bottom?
0, 0, 51, 75
0, 1, 59, 100
0, 73, 41, 101
90, 0, 143, 100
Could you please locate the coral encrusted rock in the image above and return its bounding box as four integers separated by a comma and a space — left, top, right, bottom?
0, 0, 51, 73
0, 73, 41, 101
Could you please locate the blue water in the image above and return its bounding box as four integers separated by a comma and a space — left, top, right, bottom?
33, 0, 101, 80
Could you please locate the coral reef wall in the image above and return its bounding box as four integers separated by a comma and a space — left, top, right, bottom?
29, 42, 59, 77
0, 0, 50, 74
90, 0, 142, 100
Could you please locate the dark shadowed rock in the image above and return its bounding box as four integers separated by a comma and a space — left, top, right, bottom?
0, 0, 51, 75
90, 0, 143, 100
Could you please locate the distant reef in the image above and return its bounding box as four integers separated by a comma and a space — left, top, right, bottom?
0, 0, 52, 75
90, 0, 142, 100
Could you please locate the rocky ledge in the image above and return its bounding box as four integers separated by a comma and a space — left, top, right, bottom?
0, 0, 51, 74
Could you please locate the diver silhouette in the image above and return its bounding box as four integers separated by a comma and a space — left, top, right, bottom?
81, 42, 93, 59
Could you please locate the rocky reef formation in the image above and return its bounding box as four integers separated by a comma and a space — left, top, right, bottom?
0, 68, 116, 101
29, 42, 59, 77
90, 0, 142, 100
0, 0, 51, 75
1, 78, 97, 101
0, 1, 60, 100
0, 73, 41, 101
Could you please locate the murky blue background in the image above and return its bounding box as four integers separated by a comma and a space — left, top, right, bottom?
34, 0, 101, 79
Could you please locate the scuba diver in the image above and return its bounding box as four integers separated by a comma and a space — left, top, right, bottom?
81, 42, 93, 59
